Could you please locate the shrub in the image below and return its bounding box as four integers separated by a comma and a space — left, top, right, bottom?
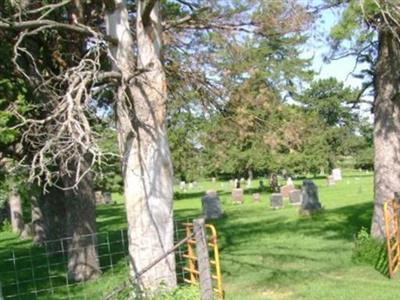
155, 285, 200, 300
1, 219, 12, 232
352, 227, 385, 266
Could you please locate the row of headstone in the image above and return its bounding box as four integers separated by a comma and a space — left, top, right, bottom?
179, 181, 199, 190
201, 180, 322, 219
270, 180, 322, 215
270, 190, 302, 209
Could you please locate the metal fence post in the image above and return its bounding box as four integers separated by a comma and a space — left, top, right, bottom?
194, 218, 213, 300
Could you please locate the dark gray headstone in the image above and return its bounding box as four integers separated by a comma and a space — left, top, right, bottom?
232, 188, 244, 204
252, 193, 261, 203
202, 190, 223, 219
300, 180, 322, 214
270, 193, 283, 209
289, 189, 302, 205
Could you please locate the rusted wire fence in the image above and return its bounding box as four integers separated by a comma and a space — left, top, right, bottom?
0, 218, 223, 300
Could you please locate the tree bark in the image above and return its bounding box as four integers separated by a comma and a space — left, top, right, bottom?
31, 192, 46, 245
9, 185, 25, 235
42, 186, 67, 241
106, 0, 176, 292
63, 165, 101, 282
371, 28, 400, 239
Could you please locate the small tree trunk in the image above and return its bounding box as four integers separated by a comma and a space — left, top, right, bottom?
64, 167, 100, 282
31, 193, 46, 245
371, 28, 400, 239
9, 185, 25, 235
105, 0, 176, 292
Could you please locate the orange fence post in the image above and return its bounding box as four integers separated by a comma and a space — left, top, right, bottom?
183, 222, 224, 299
384, 199, 400, 278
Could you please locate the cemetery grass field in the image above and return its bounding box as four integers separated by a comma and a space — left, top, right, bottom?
2, 170, 400, 299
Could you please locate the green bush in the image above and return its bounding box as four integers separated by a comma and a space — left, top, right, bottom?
154, 285, 200, 300
352, 227, 385, 266
1, 219, 12, 232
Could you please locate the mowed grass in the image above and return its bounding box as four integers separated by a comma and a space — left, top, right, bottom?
173, 171, 400, 300
1, 169, 399, 299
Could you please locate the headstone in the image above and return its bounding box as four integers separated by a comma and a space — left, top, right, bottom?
287, 177, 294, 186
193, 181, 198, 187
103, 192, 112, 204
180, 181, 186, 190
252, 193, 261, 203
332, 168, 342, 181
246, 178, 252, 188
240, 177, 245, 182
289, 189, 302, 205
270, 193, 283, 209
280, 184, 295, 198
248, 170, 253, 180
232, 188, 244, 204
212, 177, 216, 183
201, 190, 223, 219
300, 180, 322, 215
326, 175, 336, 186
95, 191, 104, 205
189, 182, 194, 189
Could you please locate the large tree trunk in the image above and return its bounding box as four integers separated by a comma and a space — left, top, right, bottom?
106, 0, 176, 293
42, 186, 67, 241
371, 28, 400, 239
63, 165, 101, 282
9, 185, 25, 235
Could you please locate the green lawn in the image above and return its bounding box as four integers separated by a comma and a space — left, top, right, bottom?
1, 170, 399, 299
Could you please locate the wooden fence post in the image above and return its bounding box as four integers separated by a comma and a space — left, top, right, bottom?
194, 218, 213, 300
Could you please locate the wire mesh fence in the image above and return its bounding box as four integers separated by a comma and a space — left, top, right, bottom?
0, 219, 193, 300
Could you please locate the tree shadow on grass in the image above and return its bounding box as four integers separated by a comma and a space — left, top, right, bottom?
204, 200, 393, 289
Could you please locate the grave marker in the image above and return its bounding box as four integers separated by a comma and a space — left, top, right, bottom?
332, 168, 342, 181
270, 193, 283, 209
201, 190, 223, 219
326, 175, 335, 186
300, 180, 322, 215
232, 188, 244, 204
289, 190, 302, 205
280, 185, 295, 198
252, 193, 261, 203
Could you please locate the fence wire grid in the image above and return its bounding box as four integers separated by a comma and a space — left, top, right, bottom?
0, 219, 193, 300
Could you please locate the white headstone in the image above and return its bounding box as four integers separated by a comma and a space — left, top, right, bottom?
287, 177, 294, 186
179, 181, 186, 190
332, 168, 342, 181
189, 182, 194, 189
246, 178, 252, 188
